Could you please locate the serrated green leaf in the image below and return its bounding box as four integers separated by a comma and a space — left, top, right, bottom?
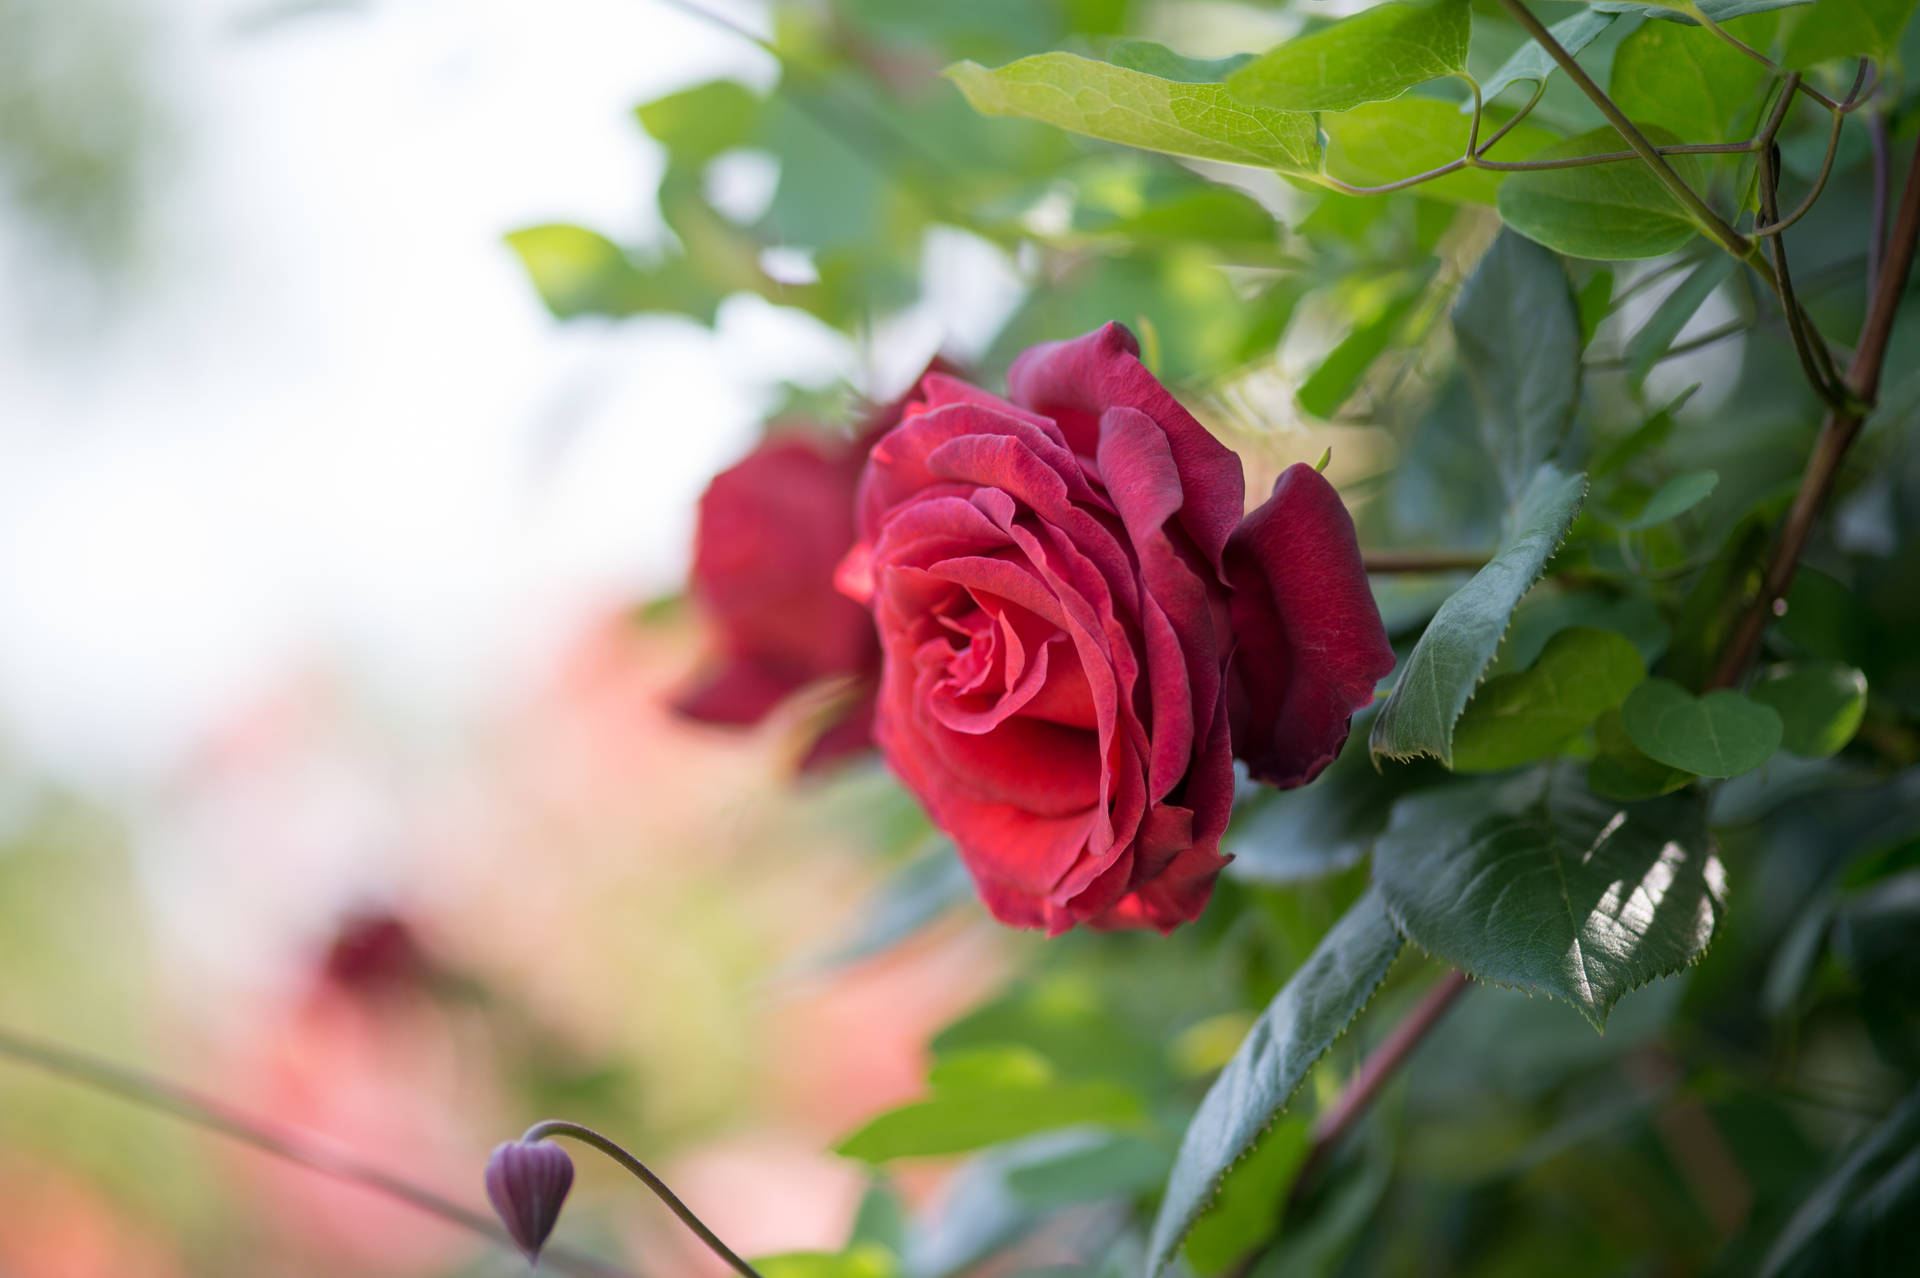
1374, 766, 1727, 1028
1750, 662, 1868, 757
1620, 677, 1783, 777
1610, 17, 1770, 141
1622, 256, 1736, 388
1782, 0, 1917, 66
1454, 230, 1581, 499
1182, 1119, 1309, 1275
1372, 465, 1590, 766
1323, 97, 1561, 205
1453, 628, 1647, 772
1613, 469, 1720, 530
1758, 1084, 1920, 1278
945, 55, 1319, 171
1226, 0, 1472, 113
1481, 10, 1620, 103
1144, 890, 1404, 1277
1497, 126, 1708, 259
1107, 40, 1253, 83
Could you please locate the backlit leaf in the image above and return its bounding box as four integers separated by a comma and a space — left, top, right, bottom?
1227, 0, 1472, 113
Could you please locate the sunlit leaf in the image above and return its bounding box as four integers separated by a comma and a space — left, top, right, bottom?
1323, 97, 1561, 205
945, 54, 1319, 171
1374, 766, 1727, 1028
1144, 890, 1403, 1277
1372, 465, 1590, 766
1227, 0, 1472, 114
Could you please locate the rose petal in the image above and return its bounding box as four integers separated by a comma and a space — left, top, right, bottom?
1225, 463, 1396, 788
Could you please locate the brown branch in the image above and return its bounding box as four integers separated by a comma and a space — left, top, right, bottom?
1709, 131, 1920, 687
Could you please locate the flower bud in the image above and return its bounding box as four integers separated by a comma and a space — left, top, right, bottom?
484, 1139, 574, 1265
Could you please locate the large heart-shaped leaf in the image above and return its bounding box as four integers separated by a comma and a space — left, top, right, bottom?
944, 54, 1319, 171
1782, 0, 1918, 66
1372, 465, 1590, 766
1610, 16, 1770, 141
1373, 766, 1728, 1028
1453, 230, 1581, 499
1498, 127, 1709, 260
1620, 677, 1783, 777
1227, 0, 1472, 114
1452, 627, 1647, 772
1144, 890, 1404, 1277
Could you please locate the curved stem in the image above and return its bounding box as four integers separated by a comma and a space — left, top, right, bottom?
524, 1120, 764, 1278
1320, 159, 1467, 196
1759, 147, 1848, 409
1584, 317, 1754, 370
0, 1025, 637, 1278
1685, 3, 1844, 113
1710, 130, 1920, 687
1757, 104, 1846, 237
1476, 81, 1546, 156
1496, 0, 1750, 257
1474, 140, 1753, 172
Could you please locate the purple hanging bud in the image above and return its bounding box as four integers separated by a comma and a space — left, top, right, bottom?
485, 1139, 574, 1266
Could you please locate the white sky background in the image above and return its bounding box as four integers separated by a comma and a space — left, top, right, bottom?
0, 0, 1021, 789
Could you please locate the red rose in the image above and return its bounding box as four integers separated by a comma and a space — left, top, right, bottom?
841, 324, 1393, 933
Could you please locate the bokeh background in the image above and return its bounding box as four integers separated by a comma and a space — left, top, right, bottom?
0, 0, 1024, 1272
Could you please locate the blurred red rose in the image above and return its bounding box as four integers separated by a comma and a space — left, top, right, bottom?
840, 323, 1392, 933
675, 374, 945, 769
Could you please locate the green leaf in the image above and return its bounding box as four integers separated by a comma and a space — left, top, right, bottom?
1372, 465, 1590, 766
1107, 40, 1253, 83
836, 1047, 1146, 1162
1296, 280, 1426, 418
754, 1247, 899, 1278
1001, 1131, 1170, 1206
1452, 628, 1647, 772
1588, 707, 1696, 798
1486, 590, 1671, 679
1783, 0, 1918, 66
1498, 126, 1708, 259
1373, 766, 1728, 1028
1594, 0, 1813, 21
811, 842, 972, 968
1758, 1085, 1920, 1278
1750, 662, 1869, 758
1619, 677, 1784, 777
635, 79, 763, 164
1144, 890, 1404, 1277
505, 224, 716, 322
1612, 469, 1720, 530
1481, 10, 1620, 103
1453, 230, 1581, 499
945, 55, 1319, 171
1622, 256, 1736, 389
1323, 97, 1561, 205
1228, 0, 1471, 114
1609, 17, 1770, 141
1181, 1120, 1310, 1275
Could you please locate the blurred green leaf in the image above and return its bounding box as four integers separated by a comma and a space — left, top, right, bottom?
1182, 1119, 1309, 1275
1481, 10, 1619, 103
945, 54, 1319, 170
635, 79, 763, 163
1144, 890, 1403, 1277
1296, 274, 1428, 418
812, 841, 973, 969
1498, 127, 1708, 259
837, 1047, 1146, 1162
755, 1246, 900, 1278
1002, 1130, 1171, 1205
1107, 40, 1253, 83
1486, 590, 1671, 678
1589, 707, 1696, 798
1610, 469, 1720, 529
1758, 1085, 1920, 1277
1226, 0, 1472, 113
1782, 0, 1917, 65
1454, 230, 1582, 499
505, 224, 717, 321
1374, 767, 1726, 1028
1372, 465, 1590, 766
1595, 0, 1812, 20
1620, 677, 1783, 776
1751, 662, 1869, 757
1622, 256, 1736, 389
1452, 627, 1647, 772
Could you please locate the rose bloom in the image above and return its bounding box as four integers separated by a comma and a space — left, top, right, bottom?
675, 373, 943, 768
840, 324, 1393, 933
